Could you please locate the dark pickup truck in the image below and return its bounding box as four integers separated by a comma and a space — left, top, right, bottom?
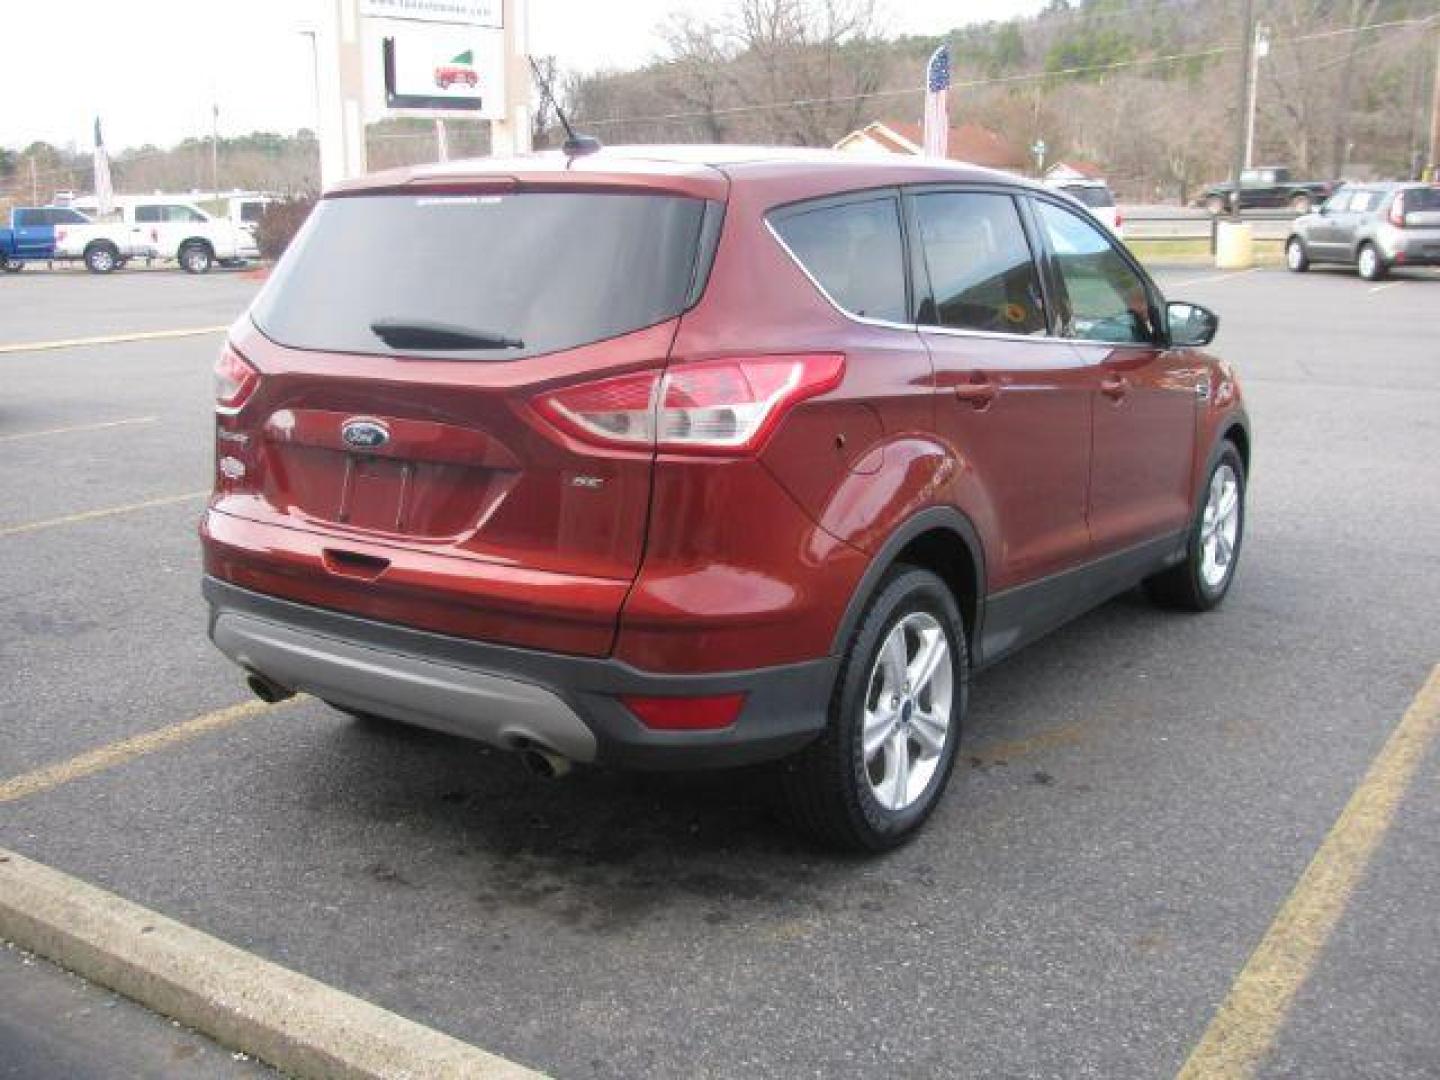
0, 206, 92, 271
1198, 167, 1337, 215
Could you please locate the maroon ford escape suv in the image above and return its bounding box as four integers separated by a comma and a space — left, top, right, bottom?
202, 146, 1249, 850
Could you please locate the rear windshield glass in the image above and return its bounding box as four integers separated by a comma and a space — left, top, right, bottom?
1060, 184, 1116, 208
251, 192, 707, 359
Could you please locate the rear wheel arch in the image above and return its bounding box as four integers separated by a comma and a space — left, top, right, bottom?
830, 507, 985, 662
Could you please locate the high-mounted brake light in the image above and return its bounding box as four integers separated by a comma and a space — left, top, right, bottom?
532, 354, 845, 456
1389, 191, 1406, 228
214, 343, 260, 413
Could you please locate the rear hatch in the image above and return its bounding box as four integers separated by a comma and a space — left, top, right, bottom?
1397, 187, 1440, 245
209, 181, 720, 656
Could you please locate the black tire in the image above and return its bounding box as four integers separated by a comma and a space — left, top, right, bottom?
3, 259, 23, 273
179, 241, 214, 275
1356, 242, 1386, 281
1289, 192, 1313, 214
84, 242, 119, 274
1285, 236, 1310, 273
780, 566, 968, 852
1145, 442, 1246, 612
1205, 194, 1227, 216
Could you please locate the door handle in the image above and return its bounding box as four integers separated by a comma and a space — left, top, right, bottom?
954, 380, 998, 408
1100, 375, 1130, 400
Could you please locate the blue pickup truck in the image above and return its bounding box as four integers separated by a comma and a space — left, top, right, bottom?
1, 206, 93, 271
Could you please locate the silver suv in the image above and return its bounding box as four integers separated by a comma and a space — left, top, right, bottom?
1286, 183, 1440, 281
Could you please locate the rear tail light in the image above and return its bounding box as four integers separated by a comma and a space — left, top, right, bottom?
1114, 209, 1124, 229
214, 342, 260, 413
1389, 192, 1406, 227
533, 354, 845, 456
620, 693, 746, 731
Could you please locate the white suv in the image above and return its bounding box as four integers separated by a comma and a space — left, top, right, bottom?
1049, 179, 1123, 236
55, 200, 260, 274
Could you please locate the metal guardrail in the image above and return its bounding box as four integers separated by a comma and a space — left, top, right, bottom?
1121, 208, 1300, 247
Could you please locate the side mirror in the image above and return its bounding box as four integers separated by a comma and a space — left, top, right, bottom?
1167, 301, 1218, 348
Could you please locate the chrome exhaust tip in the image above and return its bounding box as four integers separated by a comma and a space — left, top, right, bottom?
245, 671, 295, 705
519, 746, 572, 779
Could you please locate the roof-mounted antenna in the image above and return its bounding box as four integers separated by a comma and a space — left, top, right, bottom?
528, 56, 601, 159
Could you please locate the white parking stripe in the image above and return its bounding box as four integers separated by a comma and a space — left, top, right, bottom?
1367, 281, 1404, 294
1163, 267, 1262, 289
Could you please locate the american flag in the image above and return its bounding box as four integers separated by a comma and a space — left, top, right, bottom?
922, 45, 951, 158
93, 117, 114, 217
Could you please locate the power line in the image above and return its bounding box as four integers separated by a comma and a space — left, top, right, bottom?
577, 13, 1440, 131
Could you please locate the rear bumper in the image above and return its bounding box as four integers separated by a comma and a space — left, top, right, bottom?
204, 576, 836, 770
1376, 227, 1440, 265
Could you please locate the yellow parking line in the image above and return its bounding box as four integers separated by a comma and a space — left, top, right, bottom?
0, 325, 227, 355
0, 490, 208, 538
1177, 664, 1440, 1079
969, 723, 1085, 765
0, 416, 157, 442
0, 697, 299, 805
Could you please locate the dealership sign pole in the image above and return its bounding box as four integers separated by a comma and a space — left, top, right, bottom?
314, 0, 530, 187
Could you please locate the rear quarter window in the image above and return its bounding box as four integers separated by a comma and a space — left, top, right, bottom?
1402, 187, 1440, 212
770, 196, 908, 323
250, 192, 709, 360
1060, 184, 1115, 209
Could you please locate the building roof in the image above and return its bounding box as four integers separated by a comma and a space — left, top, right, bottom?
834, 120, 1028, 170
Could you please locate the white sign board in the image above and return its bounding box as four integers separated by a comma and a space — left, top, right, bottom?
367, 19, 506, 117
360, 0, 501, 28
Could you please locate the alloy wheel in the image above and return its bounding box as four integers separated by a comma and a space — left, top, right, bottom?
861, 612, 953, 812
1199, 463, 1241, 592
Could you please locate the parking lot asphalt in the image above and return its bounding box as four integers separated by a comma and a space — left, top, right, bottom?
0, 943, 269, 1079
1, 263, 1438, 1078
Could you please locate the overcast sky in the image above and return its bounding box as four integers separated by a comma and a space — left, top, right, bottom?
1, 0, 1046, 152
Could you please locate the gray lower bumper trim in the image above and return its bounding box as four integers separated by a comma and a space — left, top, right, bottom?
212, 612, 598, 762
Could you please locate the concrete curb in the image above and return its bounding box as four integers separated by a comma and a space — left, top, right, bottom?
0, 847, 542, 1079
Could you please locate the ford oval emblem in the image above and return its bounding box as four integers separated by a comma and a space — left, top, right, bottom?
341, 418, 390, 450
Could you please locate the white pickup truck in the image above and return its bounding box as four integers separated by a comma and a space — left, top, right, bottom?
55, 198, 260, 274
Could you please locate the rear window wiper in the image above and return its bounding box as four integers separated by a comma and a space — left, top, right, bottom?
369, 319, 525, 351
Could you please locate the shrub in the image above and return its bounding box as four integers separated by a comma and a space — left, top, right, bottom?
255, 196, 316, 262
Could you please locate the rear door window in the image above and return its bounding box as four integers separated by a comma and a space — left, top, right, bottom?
771, 196, 908, 322
251, 191, 709, 360
912, 192, 1046, 336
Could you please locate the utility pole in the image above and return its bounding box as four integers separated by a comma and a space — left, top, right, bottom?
1428, 26, 1440, 181
1229, 0, 1256, 220
211, 101, 220, 201
1244, 22, 1268, 170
